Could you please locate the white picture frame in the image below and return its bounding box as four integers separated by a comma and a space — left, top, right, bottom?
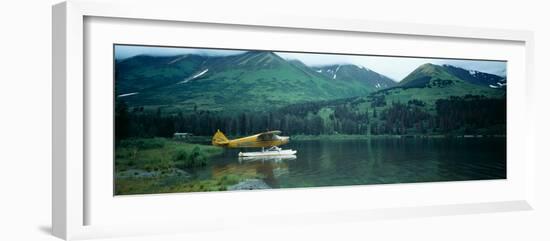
52, 0, 535, 240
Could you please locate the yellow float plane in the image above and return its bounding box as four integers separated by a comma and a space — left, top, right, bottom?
212, 130, 297, 157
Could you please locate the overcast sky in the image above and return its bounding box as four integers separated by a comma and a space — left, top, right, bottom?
115, 45, 506, 81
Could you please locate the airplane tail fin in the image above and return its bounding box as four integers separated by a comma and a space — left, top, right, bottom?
212, 129, 230, 146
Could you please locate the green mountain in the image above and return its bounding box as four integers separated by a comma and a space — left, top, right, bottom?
357, 63, 506, 114
399, 63, 506, 90
267, 63, 507, 136
116, 59, 507, 138
399, 63, 460, 88
115, 54, 207, 94
313, 64, 396, 91
439, 64, 506, 88
115, 51, 394, 112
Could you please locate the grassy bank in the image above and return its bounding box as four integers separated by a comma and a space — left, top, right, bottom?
115, 138, 223, 172
115, 138, 267, 195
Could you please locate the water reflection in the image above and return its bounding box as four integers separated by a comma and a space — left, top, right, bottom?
238, 155, 297, 163
203, 138, 506, 189
211, 155, 294, 187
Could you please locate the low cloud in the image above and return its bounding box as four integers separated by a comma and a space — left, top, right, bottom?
115, 45, 506, 81
114, 45, 245, 59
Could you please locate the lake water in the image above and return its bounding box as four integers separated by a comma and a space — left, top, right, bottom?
197, 138, 506, 189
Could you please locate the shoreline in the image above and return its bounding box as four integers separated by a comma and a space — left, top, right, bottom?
182, 134, 506, 143
291, 134, 506, 141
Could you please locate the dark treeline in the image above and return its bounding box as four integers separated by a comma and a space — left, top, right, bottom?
371, 101, 431, 135
435, 95, 506, 134
115, 95, 506, 141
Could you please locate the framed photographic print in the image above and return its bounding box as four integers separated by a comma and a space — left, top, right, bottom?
112, 44, 508, 195
52, 0, 535, 240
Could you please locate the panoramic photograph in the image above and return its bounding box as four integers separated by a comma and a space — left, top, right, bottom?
113, 44, 507, 195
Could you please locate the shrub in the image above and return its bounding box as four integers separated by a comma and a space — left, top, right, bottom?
174, 146, 209, 168
143, 157, 173, 172
173, 149, 188, 161
189, 147, 208, 167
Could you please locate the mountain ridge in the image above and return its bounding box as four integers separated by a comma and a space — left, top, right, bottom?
398, 63, 506, 89
313, 64, 397, 90
115, 51, 398, 112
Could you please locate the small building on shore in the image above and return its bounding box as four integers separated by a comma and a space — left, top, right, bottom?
173, 132, 192, 140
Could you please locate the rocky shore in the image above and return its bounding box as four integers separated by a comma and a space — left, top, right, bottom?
227, 179, 271, 190
116, 168, 190, 179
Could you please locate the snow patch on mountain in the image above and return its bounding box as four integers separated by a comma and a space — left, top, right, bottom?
118, 92, 139, 97
357, 65, 370, 71
333, 65, 341, 79
179, 69, 209, 84
488, 78, 506, 88
167, 55, 187, 65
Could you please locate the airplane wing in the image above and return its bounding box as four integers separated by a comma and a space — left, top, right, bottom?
260, 130, 281, 135
257, 130, 282, 141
